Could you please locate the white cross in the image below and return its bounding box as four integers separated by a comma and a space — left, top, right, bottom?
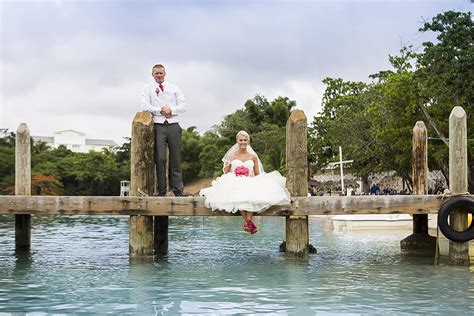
328, 146, 354, 194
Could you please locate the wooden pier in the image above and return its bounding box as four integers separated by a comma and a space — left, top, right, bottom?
1, 107, 472, 264
0, 194, 453, 216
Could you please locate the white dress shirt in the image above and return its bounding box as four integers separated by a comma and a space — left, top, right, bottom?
141, 81, 187, 124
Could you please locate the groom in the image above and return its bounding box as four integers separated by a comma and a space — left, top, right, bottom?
141, 64, 188, 196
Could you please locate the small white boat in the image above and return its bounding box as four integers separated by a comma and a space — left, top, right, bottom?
331, 214, 413, 231
428, 214, 438, 230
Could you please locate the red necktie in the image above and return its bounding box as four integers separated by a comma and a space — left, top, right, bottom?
156, 84, 164, 95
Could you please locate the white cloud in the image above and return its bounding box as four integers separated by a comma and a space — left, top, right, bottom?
1, 0, 471, 144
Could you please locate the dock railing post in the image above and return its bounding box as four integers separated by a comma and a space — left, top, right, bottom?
284, 110, 310, 257
448, 106, 470, 265
154, 216, 168, 255
154, 149, 170, 255
400, 121, 436, 255
15, 123, 31, 251
130, 112, 155, 256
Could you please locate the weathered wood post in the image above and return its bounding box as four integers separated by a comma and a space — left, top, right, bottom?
130, 112, 155, 256
448, 106, 470, 265
400, 121, 436, 255
285, 110, 310, 257
15, 123, 31, 251
154, 215, 168, 255
156, 141, 169, 256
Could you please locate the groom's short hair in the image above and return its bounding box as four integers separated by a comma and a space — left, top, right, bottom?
152, 64, 165, 71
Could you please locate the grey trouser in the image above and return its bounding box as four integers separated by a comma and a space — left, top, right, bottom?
154, 123, 183, 193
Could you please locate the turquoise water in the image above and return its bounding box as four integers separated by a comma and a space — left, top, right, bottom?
0, 215, 473, 315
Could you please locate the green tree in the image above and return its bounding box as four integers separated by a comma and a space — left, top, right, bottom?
198, 131, 230, 178
416, 10, 474, 190
114, 138, 131, 186
216, 95, 295, 173
116, 137, 131, 164
309, 47, 424, 191
31, 174, 63, 195
252, 124, 286, 172
182, 126, 205, 182
309, 78, 374, 177
62, 151, 121, 196
0, 129, 15, 194
368, 70, 423, 190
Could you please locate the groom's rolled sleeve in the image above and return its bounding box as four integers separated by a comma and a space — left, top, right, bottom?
141, 85, 161, 115
170, 87, 186, 114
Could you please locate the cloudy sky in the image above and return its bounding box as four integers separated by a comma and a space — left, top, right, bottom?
1, 0, 472, 145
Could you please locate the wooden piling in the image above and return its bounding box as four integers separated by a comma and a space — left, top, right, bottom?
412, 121, 429, 234
156, 142, 169, 256
129, 112, 155, 256
15, 123, 31, 251
154, 216, 168, 255
284, 110, 310, 257
400, 121, 436, 255
448, 106, 470, 265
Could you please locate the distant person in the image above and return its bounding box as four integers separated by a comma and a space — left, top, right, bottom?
346, 187, 353, 196
370, 184, 377, 195
435, 185, 445, 195
200, 130, 290, 234
141, 64, 188, 196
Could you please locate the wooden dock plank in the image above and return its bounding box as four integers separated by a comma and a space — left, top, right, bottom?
1, 195, 470, 216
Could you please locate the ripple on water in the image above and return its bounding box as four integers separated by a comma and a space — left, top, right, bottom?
0, 215, 473, 314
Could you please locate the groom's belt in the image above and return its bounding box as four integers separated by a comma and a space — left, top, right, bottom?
155, 121, 178, 125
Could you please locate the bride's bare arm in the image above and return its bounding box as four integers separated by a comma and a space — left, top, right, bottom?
252, 155, 260, 176
224, 162, 231, 174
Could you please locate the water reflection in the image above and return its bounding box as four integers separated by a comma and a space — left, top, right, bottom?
0, 215, 473, 314
13, 250, 33, 276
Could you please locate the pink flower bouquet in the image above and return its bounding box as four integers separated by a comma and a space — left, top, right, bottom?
234, 166, 250, 177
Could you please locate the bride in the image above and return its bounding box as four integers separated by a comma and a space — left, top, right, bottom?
200, 130, 291, 234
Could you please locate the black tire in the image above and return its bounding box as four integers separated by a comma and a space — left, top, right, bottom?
438, 196, 474, 242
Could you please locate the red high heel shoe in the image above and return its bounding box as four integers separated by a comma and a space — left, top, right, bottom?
244, 220, 252, 232
248, 220, 258, 235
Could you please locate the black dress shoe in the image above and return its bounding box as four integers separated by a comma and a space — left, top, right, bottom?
153, 190, 167, 196
173, 190, 190, 197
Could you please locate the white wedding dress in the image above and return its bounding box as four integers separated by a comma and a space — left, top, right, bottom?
200, 159, 291, 213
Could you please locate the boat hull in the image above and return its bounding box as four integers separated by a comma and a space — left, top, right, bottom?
332, 214, 413, 231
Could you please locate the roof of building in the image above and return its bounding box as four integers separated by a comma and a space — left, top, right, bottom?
31, 131, 118, 148
55, 130, 86, 135
32, 136, 54, 143
86, 139, 118, 146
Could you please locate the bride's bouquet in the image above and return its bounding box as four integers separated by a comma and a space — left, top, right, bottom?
234, 166, 250, 177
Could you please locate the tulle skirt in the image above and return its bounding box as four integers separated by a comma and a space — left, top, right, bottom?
199, 171, 291, 213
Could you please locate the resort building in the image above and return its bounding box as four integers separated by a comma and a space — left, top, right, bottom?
32, 130, 118, 153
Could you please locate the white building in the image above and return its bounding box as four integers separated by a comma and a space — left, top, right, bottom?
32, 130, 118, 153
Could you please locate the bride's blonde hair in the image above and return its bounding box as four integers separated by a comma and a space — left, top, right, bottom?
236, 130, 250, 142
222, 130, 264, 173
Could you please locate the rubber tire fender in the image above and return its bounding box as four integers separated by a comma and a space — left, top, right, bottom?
437, 196, 474, 243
